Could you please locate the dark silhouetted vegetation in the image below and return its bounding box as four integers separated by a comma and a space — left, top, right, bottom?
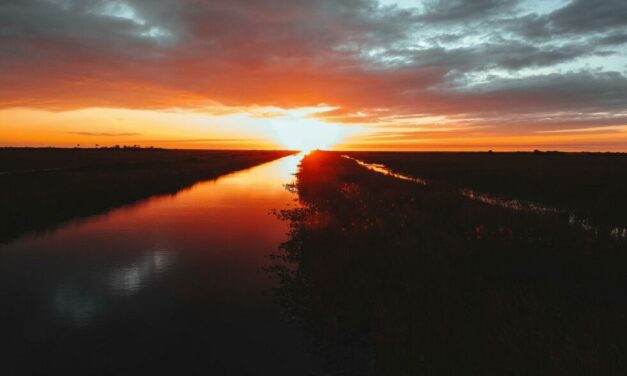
270, 151, 627, 375
346, 151, 627, 227
0, 148, 295, 244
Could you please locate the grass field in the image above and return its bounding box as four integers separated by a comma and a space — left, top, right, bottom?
0, 148, 295, 244
270, 151, 627, 375
345, 151, 627, 227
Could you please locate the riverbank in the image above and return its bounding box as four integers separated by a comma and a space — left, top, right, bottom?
0, 154, 321, 375
0, 148, 295, 243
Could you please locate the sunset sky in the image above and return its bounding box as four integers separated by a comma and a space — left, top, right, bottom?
1, 0, 626, 151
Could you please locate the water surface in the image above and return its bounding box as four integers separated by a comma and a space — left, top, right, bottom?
0, 154, 318, 375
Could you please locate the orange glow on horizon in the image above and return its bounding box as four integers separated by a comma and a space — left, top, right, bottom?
269, 120, 349, 152
1, 107, 626, 152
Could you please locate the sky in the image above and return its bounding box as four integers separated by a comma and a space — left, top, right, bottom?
1, 0, 626, 151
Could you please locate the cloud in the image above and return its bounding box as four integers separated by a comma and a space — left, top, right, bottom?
417, 0, 517, 23
67, 131, 140, 137
0, 0, 626, 136
509, 0, 627, 39
549, 0, 627, 35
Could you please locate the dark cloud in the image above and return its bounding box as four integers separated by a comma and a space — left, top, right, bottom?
418, 0, 517, 23
0, 0, 625, 133
457, 71, 627, 112
598, 32, 627, 46
392, 40, 592, 71
511, 0, 627, 39
551, 0, 627, 34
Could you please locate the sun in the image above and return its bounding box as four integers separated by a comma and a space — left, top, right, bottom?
270, 118, 345, 152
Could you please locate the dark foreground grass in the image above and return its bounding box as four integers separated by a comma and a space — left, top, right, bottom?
346, 151, 627, 227
0, 148, 294, 244
270, 151, 627, 376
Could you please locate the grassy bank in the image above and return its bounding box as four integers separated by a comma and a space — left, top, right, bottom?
0, 148, 295, 244
346, 151, 627, 227
271, 151, 627, 375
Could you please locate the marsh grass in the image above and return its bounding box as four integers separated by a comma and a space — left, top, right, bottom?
347, 151, 627, 228
270, 151, 627, 375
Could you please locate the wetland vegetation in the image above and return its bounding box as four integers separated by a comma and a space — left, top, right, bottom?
346, 151, 627, 228
270, 151, 627, 375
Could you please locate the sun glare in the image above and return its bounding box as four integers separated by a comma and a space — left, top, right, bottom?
269, 118, 346, 152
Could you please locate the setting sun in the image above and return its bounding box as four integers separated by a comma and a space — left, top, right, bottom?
269, 119, 346, 152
